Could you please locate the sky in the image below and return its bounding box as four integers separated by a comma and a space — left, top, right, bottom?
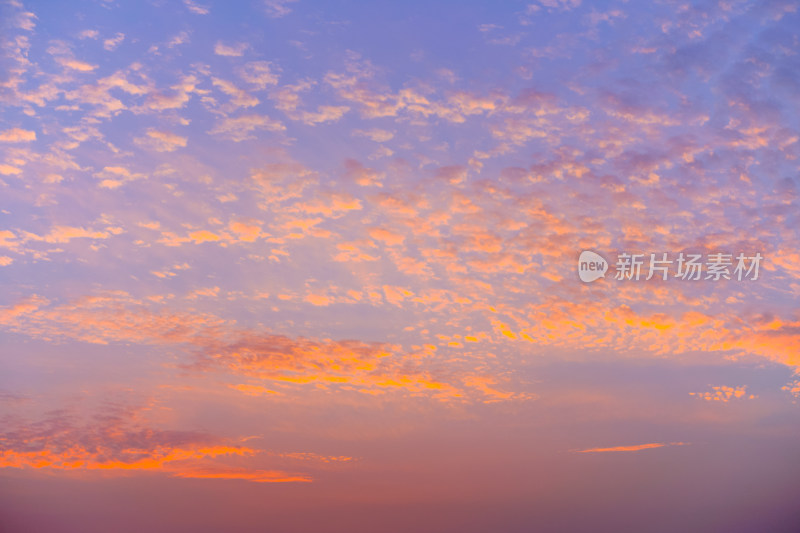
1, 0, 800, 531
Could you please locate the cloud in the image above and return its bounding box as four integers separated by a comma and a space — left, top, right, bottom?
15, 10, 37, 31
729, 320, 800, 369
166, 31, 191, 48
0, 128, 36, 142
22, 225, 112, 244
228, 219, 264, 242
353, 129, 394, 142
64, 70, 150, 118
0, 293, 527, 403
150, 262, 190, 279
0, 295, 48, 323
189, 230, 223, 244
173, 468, 311, 482
250, 161, 318, 205
292, 192, 362, 217
93, 165, 146, 188
139, 75, 201, 112
134, 129, 188, 152
689, 385, 752, 402
229, 384, 281, 396
0, 164, 22, 175
269, 80, 349, 125
0, 229, 19, 250
0, 406, 311, 483
212, 77, 259, 109
295, 105, 350, 125
209, 114, 285, 141
263, 0, 299, 18
332, 241, 380, 263
305, 293, 332, 306
537, 0, 581, 10
103, 32, 125, 51
187, 286, 221, 300
269, 80, 312, 111
783, 378, 800, 399
183, 0, 209, 14
369, 227, 405, 246
238, 61, 280, 88
344, 159, 384, 187
382, 285, 412, 306
324, 71, 402, 119
56, 57, 97, 72
214, 41, 249, 57
435, 165, 468, 184
576, 442, 688, 453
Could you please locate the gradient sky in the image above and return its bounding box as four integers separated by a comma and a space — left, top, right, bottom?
1, 1, 800, 532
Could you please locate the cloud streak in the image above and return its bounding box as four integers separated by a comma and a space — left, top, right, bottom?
576, 442, 689, 453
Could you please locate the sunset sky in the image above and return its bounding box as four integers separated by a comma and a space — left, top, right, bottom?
1, 0, 800, 531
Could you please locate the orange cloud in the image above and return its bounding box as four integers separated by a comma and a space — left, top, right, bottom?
333, 241, 380, 262
56, 57, 97, 72
228, 219, 264, 242
94, 165, 146, 188
689, 385, 751, 402
139, 74, 202, 112
0, 295, 48, 323
576, 442, 688, 453
0, 408, 311, 483
0, 128, 36, 142
0, 163, 22, 175
187, 286, 221, 299
0, 445, 252, 471
305, 293, 332, 306
24, 225, 112, 243
0, 230, 19, 251
382, 285, 412, 306
173, 468, 311, 483
0, 293, 525, 403
293, 192, 362, 217
189, 230, 223, 244
727, 320, 800, 368
344, 158, 384, 186
229, 384, 281, 396
369, 227, 405, 246
134, 129, 187, 152
782, 377, 800, 399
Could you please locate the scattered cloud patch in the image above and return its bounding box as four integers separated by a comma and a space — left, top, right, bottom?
214, 41, 249, 57
0, 128, 36, 142
134, 129, 188, 152
103, 32, 125, 51
263, 0, 299, 18
183, 0, 209, 14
